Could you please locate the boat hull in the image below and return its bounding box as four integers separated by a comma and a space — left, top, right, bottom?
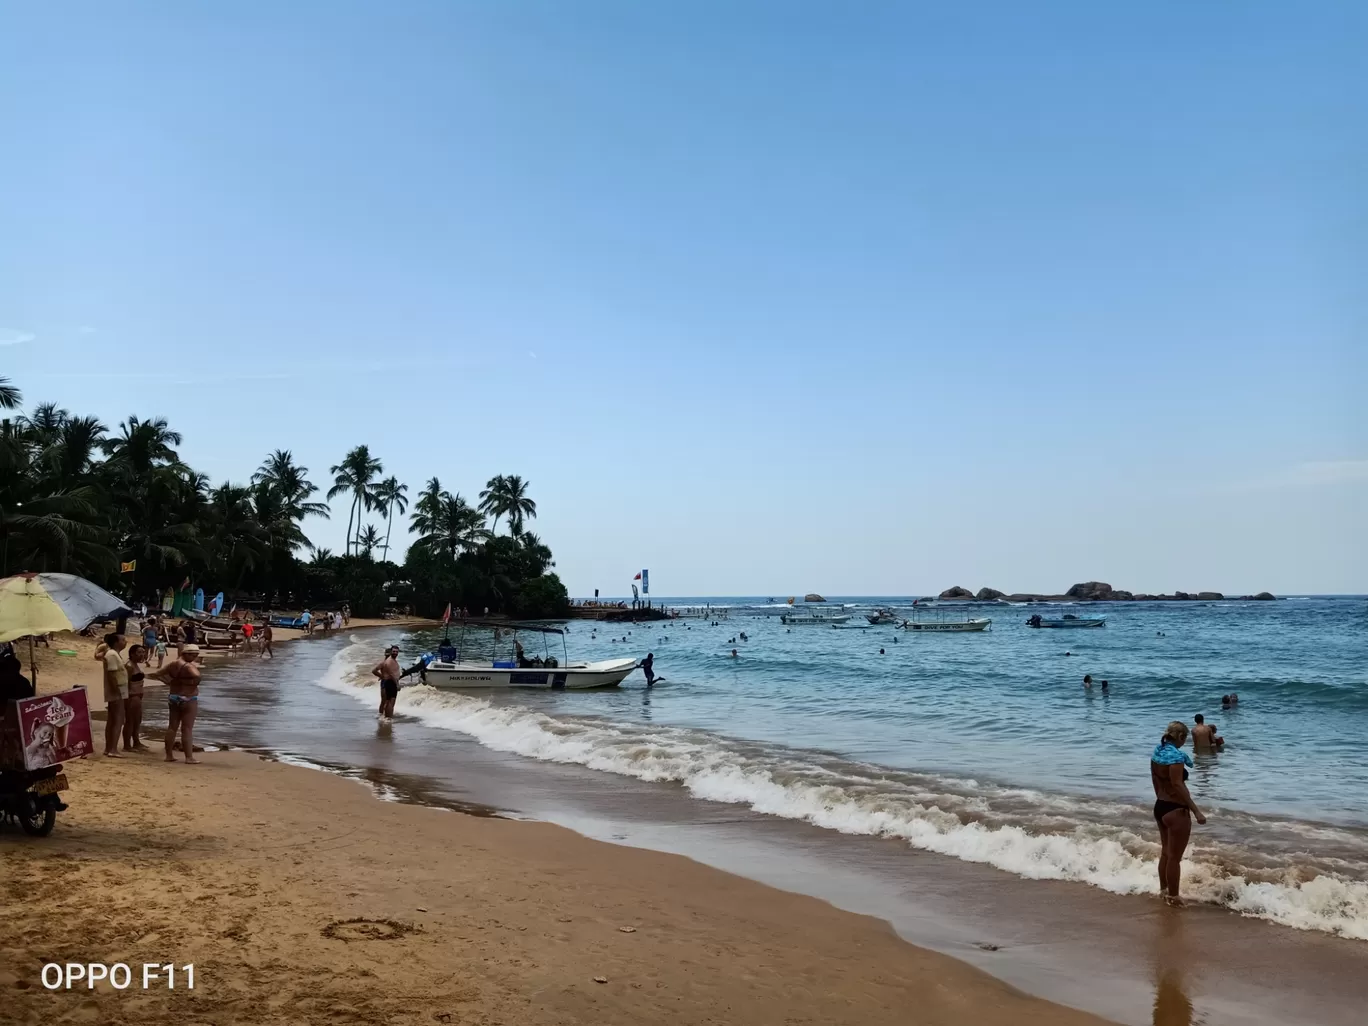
1027, 618, 1107, 629
423, 658, 638, 690
781, 614, 852, 625
904, 618, 992, 632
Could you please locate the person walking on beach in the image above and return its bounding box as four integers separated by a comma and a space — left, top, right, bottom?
259, 621, 274, 658
123, 643, 151, 752
1151, 721, 1206, 906
373, 645, 401, 721
100, 632, 129, 758
151, 644, 202, 763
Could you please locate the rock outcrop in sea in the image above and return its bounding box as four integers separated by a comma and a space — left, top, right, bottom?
934, 582, 1279, 602
937, 586, 975, 600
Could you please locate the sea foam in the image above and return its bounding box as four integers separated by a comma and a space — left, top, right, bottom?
316, 641, 1368, 941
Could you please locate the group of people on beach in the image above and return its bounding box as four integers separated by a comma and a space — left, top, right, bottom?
95, 624, 202, 764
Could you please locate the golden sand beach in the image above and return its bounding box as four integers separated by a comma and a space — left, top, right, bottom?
1, 743, 1117, 1026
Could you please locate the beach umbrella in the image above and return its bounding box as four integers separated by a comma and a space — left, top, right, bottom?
0, 572, 132, 684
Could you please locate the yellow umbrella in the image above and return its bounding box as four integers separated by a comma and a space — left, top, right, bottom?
0, 572, 131, 685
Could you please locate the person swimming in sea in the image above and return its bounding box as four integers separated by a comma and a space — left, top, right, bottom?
1151, 720, 1206, 906
1083, 674, 1093, 689
730, 648, 738, 658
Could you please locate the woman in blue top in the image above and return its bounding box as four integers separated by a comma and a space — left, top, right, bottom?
1151, 721, 1207, 906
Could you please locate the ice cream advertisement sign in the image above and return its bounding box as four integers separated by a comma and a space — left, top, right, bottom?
1, 688, 93, 770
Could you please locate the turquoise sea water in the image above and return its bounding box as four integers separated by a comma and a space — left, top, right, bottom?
326, 596, 1368, 939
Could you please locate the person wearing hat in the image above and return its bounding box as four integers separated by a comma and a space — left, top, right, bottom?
150, 643, 203, 763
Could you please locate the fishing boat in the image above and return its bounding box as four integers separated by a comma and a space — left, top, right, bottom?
865, 607, 904, 625
903, 617, 992, 633
780, 605, 852, 625
421, 620, 638, 690
1026, 613, 1107, 629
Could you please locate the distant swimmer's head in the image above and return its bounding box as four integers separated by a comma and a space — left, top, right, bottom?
1194, 713, 1205, 724
1083, 674, 1092, 685
1163, 721, 1188, 746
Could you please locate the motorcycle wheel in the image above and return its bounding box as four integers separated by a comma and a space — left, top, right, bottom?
17, 804, 56, 837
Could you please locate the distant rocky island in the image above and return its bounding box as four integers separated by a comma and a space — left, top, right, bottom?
935, 582, 1278, 603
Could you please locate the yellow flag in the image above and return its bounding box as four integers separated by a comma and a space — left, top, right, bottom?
120, 560, 137, 573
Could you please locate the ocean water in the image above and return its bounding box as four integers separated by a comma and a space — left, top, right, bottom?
319, 596, 1368, 940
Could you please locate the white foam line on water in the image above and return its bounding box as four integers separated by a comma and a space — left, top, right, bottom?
314, 641, 1368, 941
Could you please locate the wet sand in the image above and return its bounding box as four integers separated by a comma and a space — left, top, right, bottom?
1, 750, 1117, 1026
186, 633, 1368, 1025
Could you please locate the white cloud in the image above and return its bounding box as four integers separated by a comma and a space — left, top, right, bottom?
1288, 460, 1368, 486
0, 330, 35, 346
1221, 459, 1368, 493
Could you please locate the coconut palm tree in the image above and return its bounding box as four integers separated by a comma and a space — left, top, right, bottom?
327, 445, 383, 555
0, 377, 20, 410
373, 476, 408, 562
478, 474, 509, 533
499, 474, 537, 535
253, 449, 330, 522
357, 523, 382, 559
411, 490, 487, 559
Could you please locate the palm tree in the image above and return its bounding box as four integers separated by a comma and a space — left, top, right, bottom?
253, 450, 330, 522
411, 490, 487, 559
478, 475, 509, 533
102, 415, 183, 471
373, 476, 409, 562
327, 445, 383, 555
357, 523, 381, 559
500, 474, 537, 535
0, 377, 20, 409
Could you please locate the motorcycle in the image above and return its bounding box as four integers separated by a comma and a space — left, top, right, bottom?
0, 763, 68, 836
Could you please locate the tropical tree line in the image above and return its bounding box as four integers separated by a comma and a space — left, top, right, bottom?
0, 377, 569, 618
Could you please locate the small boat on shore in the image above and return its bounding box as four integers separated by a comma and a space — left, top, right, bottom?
422, 619, 638, 690
1026, 613, 1107, 629
903, 617, 992, 633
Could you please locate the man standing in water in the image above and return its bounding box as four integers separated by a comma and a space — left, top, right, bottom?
1191, 713, 1223, 750
641, 652, 656, 686
372, 644, 401, 721
259, 620, 274, 659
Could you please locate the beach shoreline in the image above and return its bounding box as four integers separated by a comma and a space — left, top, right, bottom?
1, 747, 1118, 1026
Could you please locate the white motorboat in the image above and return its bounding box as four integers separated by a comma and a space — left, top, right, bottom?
865, 608, 904, 625
780, 605, 852, 625
903, 617, 992, 633
1026, 613, 1107, 629
424, 657, 638, 690
421, 619, 639, 690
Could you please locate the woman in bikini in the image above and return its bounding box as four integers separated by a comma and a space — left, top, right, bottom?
150, 643, 202, 764
1151, 720, 1207, 906
123, 643, 151, 752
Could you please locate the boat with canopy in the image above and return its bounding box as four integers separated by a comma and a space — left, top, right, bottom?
421, 619, 638, 690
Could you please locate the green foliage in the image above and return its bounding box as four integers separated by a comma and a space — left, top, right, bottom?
1, 381, 568, 621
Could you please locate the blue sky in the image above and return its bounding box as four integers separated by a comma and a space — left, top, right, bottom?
2, 2, 1364, 595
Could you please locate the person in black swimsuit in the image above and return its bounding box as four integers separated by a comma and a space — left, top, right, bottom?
1150, 721, 1207, 906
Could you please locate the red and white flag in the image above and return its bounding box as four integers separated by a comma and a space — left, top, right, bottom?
633, 572, 642, 581
441, 602, 452, 624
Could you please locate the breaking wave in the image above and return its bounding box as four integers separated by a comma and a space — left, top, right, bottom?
316, 641, 1368, 941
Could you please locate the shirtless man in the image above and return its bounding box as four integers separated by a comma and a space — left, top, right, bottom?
259, 621, 274, 659
1191, 713, 1223, 750
373, 645, 401, 721
150, 643, 202, 763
